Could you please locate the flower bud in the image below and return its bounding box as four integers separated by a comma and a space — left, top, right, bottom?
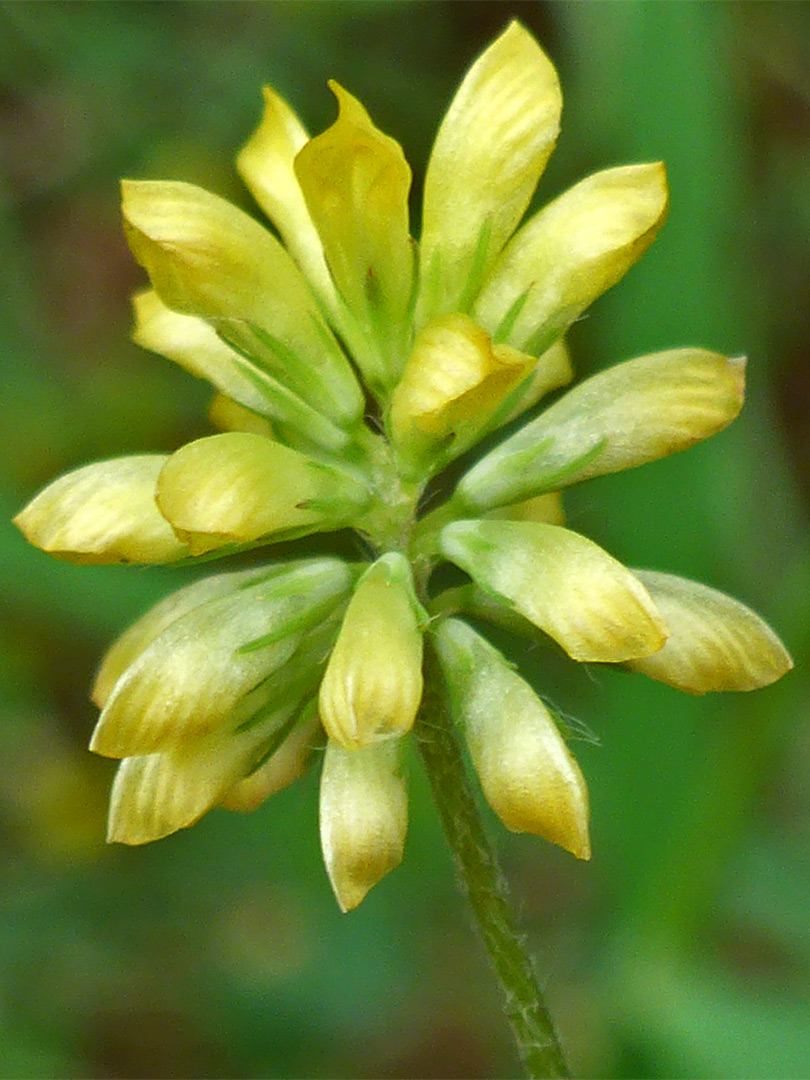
13, 455, 187, 565
440, 519, 667, 662
294, 82, 413, 389
457, 349, 745, 513
319, 553, 425, 747
473, 162, 669, 354
122, 179, 363, 427
626, 570, 793, 693
91, 558, 353, 757
156, 432, 371, 555
434, 618, 589, 858
319, 738, 407, 911
108, 691, 307, 846
93, 563, 290, 708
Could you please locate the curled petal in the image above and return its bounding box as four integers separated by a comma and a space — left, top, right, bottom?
626, 571, 793, 693
474, 162, 669, 354
457, 348, 745, 511
319, 738, 407, 911
122, 180, 363, 426
419, 21, 561, 319
389, 313, 534, 476
237, 86, 337, 308
439, 519, 668, 662
295, 82, 413, 386
156, 432, 371, 554
13, 455, 187, 565
434, 618, 590, 858
319, 553, 424, 747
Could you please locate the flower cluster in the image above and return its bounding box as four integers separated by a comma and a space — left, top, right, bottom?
15, 23, 791, 911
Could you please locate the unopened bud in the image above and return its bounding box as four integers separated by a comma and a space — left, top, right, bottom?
319, 738, 407, 911
434, 618, 590, 858
319, 552, 425, 747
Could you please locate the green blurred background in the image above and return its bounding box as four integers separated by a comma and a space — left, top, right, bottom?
2, 2, 810, 1077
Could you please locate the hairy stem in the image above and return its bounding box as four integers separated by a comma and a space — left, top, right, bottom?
415, 650, 571, 1080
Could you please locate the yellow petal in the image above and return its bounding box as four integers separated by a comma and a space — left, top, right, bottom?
208, 393, 274, 437
220, 710, 321, 812
319, 738, 407, 911
389, 313, 535, 476
439, 519, 668, 662
13, 455, 187, 565
497, 338, 574, 426
133, 288, 268, 417
122, 180, 363, 426
107, 705, 294, 844
92, 564, 282, 708
294, 82, 413, 386
434, 618, 590, 858
156, 432, 370, 554
91, 558, 352, 757
457, 348, 745, 511
319, 553, 424, 747
484, 491, 565, 526
133, 289, 352, 455
474, 163, 669, 354
419, 21, 561, 319
626, 571, 793, 693
237, 86, 337, 309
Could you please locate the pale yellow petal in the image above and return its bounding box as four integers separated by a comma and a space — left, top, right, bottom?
484, 491, 565, 526
237, 86, 337, 308
208, 393, 274, 437
419, 21, 561, 319
91, 558, 352, 756
107, 705, 294, 844
473, 163, 669, 354
439, 519, 668, 662
220, 710, 321, 812
294, 82, 413, 387
134, 289, 351, 455
156, 432, 370, 554
319, 738, 407, 911
92, 564, 282, 708
133, 288, 270, 418
457, 349, 745, 512
13, 455, 187, 565
389, 313, 535, 476
319, 553, 424, 747
497, 338, 574, 426
434, 618, 589, 858
627, 571, 793, 693
122, 180, 363, 426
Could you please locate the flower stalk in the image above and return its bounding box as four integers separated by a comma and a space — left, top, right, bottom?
417, 650, 570, 1080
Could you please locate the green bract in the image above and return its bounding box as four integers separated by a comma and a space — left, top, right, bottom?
14, 21, 792, 911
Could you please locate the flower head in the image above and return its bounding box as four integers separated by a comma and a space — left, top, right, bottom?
14, 22, 792, 910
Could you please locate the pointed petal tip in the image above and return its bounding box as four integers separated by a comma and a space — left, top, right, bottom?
329, 875, 371, 913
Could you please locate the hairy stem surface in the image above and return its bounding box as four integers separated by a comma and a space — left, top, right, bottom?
416, 651, 571, 1079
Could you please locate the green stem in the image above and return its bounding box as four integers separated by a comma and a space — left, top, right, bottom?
415, 652, 571, 1080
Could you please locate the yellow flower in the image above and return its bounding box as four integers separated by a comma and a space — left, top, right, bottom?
14, 21, 792, 910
